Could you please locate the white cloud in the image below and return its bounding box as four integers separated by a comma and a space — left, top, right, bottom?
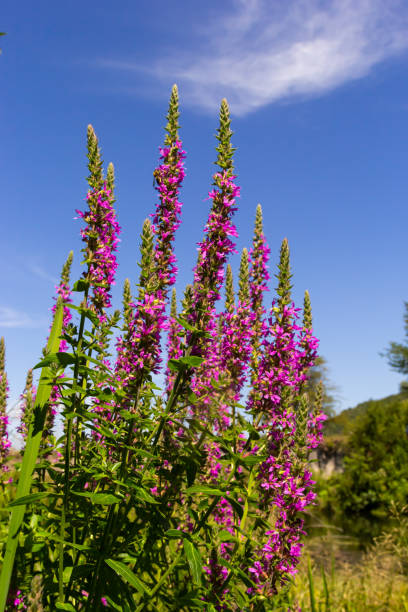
0, 306, 45, 329
28, 263, 58, 285
99, 0, 408, 115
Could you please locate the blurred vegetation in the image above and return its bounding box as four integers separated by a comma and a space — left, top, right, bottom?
316, 392, 408, 541
288, 517, 408, 611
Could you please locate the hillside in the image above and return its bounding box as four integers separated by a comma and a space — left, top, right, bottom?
323, 391, 407, 439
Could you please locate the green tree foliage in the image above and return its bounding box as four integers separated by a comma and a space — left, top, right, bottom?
382, 301, 408, 389
0, 32, 6, 55
322, 395, 408, 538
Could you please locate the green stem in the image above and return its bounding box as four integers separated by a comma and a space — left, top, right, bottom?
134, 552, 182, 612
147, 332, 199, 452
86, 388, 141, 610
58, 292, 88, 602
149, 364, 187, 451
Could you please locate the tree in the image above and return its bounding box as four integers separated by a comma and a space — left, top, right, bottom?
382, 301, 408, 390
0, 32, 6, 55
325, 395, 408, 539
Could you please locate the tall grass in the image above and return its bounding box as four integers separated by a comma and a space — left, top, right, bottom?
289, 526, 408, 611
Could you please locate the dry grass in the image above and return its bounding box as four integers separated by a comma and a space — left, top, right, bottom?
287, 525, 408, 611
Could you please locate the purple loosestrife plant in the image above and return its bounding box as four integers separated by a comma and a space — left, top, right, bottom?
0, 338, 10, 478
43, 251, 74, 445
116, 86, 185, 386
216, 249, 255, 430
115, 218, 167, 385
245, 240, 322, 597
51, 251, 73, 352
152, 85, 186, 291
183, 99, 240, 441
191, 99, 239, 327
201, 251, 256, 597
17, 370, 36, 446
76, 126, 121, 323
249, 204, 270, 390
0, 88, 327, 612
76, 183, 120, 321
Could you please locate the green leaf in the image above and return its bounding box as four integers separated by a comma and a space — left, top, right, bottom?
175, 316, 197, 332
56, 604, 76, 611
0, 301, 64, 610
237, 454, 266, 466
77, 352, 111, 370
184, 457, 198, 488
119, 410, 139, 421
225, 495, 243, 519
46, 536, 93, 552
72, 279, 90, 292
67, 304, 100, 327
31, 543, 45, 553
183, 539, 202, 585
165, 529, 182, 539
179, 356, 204, 367
218, 530, 237, 542
8, 492, 53, 508
134, 488, 159, 504
63, 566, 73, 583
105, 559, 152, 596
175, 317, 209, 338
167, 359, 184, 373
175, 593, 207, 608
103, 596, 123, 611
168, 355, 204, 372
33, 352, 76, 370
185, 485, 223, 496
72, 492, 121, 505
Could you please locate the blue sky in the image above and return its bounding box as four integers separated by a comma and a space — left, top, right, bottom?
2, 0, 408, 433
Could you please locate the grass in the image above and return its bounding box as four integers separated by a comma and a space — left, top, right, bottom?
287, 527, 408, 611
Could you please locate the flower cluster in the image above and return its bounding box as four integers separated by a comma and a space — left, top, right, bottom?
249, 458, 316, 593
52, 279, 72, 352
245, 291, 324, 593
7, 589, 27, 610
46, 254, 74, 436
0, 338, 10, 476
220, 303, 255, 399
199, 291, 256, 591
152, 140, 186, 289
116, 106, 185, 384
17, 370, 36, 443
0, 385, 10, 477
249, 204, 270, 316
116, 291, 167, 380
193, 171, 239, 316
76, 184, 121, 321
249, 302, 313, 417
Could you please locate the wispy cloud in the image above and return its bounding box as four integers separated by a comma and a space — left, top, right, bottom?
99, 0, 408, 115
0, 306, 46, 329
28, 263, 58, 285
